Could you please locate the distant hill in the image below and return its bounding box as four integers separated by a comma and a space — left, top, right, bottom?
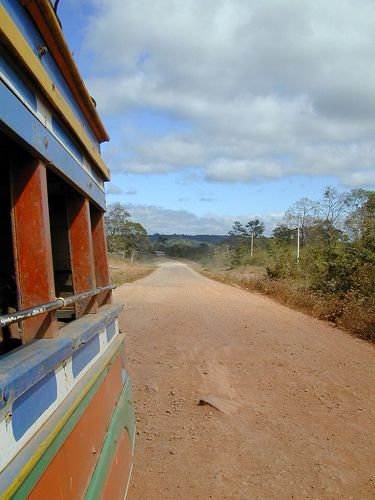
149, 234, 227, 245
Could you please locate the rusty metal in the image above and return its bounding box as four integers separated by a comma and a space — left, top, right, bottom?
10, 156, 58, 340
0, 285, 115, 328
91, 209, 112, 306
67, 196, 98, 317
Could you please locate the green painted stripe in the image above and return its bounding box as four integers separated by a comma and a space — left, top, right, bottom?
9, 343, 126, 500
85, 378, 135, 500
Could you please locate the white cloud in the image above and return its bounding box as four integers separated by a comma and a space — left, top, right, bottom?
84, 0, 375, 188
125, 203, 282, 235
341, 171, 375, 188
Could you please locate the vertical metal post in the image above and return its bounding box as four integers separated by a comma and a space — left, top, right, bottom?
297, 223, 300, 262
67, 196, 98, 317
91, 209, 111, 306
250, 233, 254, 257
10, 156, 57, 340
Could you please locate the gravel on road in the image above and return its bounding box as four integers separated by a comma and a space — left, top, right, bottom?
114, 261, 375, 500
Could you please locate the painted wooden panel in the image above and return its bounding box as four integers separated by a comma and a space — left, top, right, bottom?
12, 371, 57, 441
0, 315, 122, 477
72, 334, 100, 378
91, 209, 112, 307
67, 196, 98, 317
101, 429, 133, 500
1, 0, 100, 148
0, 81, 106, 209
10, 156, 57, 340
28, 357, 123, 500
106, 320, 116, 343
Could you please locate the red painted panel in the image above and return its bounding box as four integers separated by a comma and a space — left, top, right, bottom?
10, 157, 57, 340
91, 208, 111, 306
101, 429, 132, 500
29, 356, 123, 500
67, 196, 97, 316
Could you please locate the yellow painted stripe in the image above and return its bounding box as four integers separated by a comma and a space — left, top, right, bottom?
0, 4, 110, 180
2, 339, 124, 499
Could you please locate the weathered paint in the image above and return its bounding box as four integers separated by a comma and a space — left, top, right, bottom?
1, 338, 125, 499
91, 209, 112, 307
72, 335, 100, 378
10, 156, 57, 340
28, 357, 123, 499
0, 338, 71, 411
12, 371, 57, 442
84, 377, 135, 499
67, 196, 98, 317
0, 52, 37, 111
20, 0, 109, 143
0, 0, 100, 148
0, 48, 104, 192
101, 429, 133, 500
106, 321, 116, 343
0, 81, 106, 209
0, 305, 121, 411
0, 4, 109, 179
0, 310, 121, 475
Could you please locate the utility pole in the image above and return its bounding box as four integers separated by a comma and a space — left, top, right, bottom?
250, 233, 254, 257
297, 223, 300, 263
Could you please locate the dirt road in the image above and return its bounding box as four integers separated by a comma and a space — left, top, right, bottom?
114, 261, 375, 499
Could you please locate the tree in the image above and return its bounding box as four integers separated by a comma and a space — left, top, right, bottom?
105, 202, 150, 257
318, 186, 350, 226
272, 224, 294, 245
284, 197, 318, 246
245, 219, 265, 238
345, 189, 375, 242
105, 202, 130, 237
228, 221, 246, 239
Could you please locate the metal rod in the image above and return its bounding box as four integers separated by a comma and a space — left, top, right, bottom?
0, 285, 115, 328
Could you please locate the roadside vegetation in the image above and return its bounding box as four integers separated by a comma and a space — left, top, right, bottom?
152, 187, 375, 342
109, 257, 156, 287
105, 203, 156, 286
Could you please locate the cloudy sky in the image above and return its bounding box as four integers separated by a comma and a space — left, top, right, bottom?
60, 0, 375, 234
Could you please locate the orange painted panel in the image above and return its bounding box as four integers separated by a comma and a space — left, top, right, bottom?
10, 156, 57, 340
90, 208, 111, 307
101, 429, 132, 500
67, 196, 97, 317
29, 357, 123, 499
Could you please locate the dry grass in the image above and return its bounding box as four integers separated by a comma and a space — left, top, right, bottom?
109, 257, 156, 287
201, 265, 375, 342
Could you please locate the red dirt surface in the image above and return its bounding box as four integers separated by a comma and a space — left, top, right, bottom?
114, 261, 375, 499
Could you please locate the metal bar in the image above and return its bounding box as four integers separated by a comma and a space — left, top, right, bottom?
0, 285, 115, 328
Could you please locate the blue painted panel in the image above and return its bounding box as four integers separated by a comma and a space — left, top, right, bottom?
106, 320, 116, 343
0, 338, 72, 410
52, 116, 83, 164
11, 371, 57, 441
0, 81, 106, 209
0, 54, 37, 111
72, 335, 100, 378
1, 0, 100, 148
61, 304, 123, 349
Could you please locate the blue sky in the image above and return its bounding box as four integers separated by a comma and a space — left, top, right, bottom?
59, 0, 375, 234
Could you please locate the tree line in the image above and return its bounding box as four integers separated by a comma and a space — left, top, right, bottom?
227, 187, 374, 295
